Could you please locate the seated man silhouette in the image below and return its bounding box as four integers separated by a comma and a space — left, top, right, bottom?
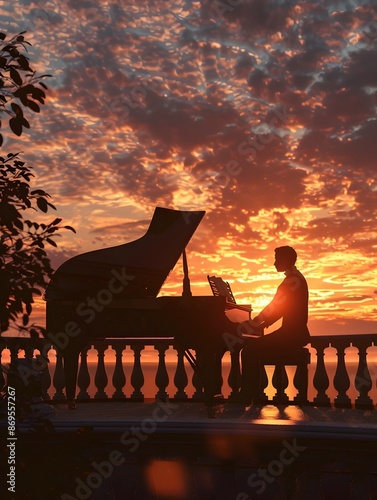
237, 245, 310, 404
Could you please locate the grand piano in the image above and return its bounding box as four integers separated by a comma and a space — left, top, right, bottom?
45, 207, 251, 407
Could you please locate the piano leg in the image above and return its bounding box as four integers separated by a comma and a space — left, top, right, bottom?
197, 347, 224, 407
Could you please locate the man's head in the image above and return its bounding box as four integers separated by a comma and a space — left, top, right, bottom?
274, 246, 297, 272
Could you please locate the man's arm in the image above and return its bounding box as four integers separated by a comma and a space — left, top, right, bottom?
253, 281, 287, 328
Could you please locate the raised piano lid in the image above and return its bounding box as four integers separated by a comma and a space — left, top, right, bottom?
45, 207, 205, 301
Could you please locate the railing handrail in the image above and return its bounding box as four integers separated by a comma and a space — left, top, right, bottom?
1, 333, 377, 408
309, 333, 377, 344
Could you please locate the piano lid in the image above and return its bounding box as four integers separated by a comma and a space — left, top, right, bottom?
45, 207, 205, 301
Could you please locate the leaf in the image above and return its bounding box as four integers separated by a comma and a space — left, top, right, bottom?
0, 134, 2, 148
36, 197, 48, 213
9, 48, 19, 58
31, 189, 47, 195
22, 117, 30, 129
0, 32, 6, 40
47, 201, 56, 210
13, 218, 23, 230
64, 225, 76, 233
32, 87, 46, 101
29, 328, 39, 339
17, 54, 30, 71
11, 102, 23, 117
15, 239, 23, 250
9, 117, 23, 136
14, 84, 34, 95
10, 67, 23, 86
22, 313, 29, 326
46, 238, 57, 247
26, 100, 40, 113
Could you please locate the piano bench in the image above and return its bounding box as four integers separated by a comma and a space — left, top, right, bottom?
256, 347, 311, 404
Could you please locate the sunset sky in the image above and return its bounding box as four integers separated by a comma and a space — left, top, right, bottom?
1, 1, 377, 335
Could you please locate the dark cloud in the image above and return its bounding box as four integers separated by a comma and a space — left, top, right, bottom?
222, 0, 298, 34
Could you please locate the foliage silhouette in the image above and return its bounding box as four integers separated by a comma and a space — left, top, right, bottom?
0, 153, 75, 336
0, 33, 74, 337
0, 31, 51, 146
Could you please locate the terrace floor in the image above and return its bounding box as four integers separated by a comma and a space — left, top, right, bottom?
5, 401, 377, 499
23, 400, 377, 441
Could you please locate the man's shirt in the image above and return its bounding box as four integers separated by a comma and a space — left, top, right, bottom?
255, 266, 310, 342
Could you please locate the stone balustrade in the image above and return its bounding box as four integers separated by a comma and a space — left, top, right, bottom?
1, 334, 376, 408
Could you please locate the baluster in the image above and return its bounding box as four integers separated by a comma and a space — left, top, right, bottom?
24, 343, 34, 361
293, 360, 309, 403
227, 349, 242, 401
38, 346, 51, 401
155, 342, 169, 402
130, 343, 144, 401
77, 347, 91, 400
313, 343, 330, 405
272, 364, 289, 403
9, 343, 24, 394
355, 342, 373, 409
9, 343, 19, 367
94, 343, 108, 399
21, 344, 36, 398
173, 345, 188, 401
7, 344, 26, 396
333, 342, 351, 408
192, 350, 203, 400
112, 343, 126, 399
53, 349, 66, 401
